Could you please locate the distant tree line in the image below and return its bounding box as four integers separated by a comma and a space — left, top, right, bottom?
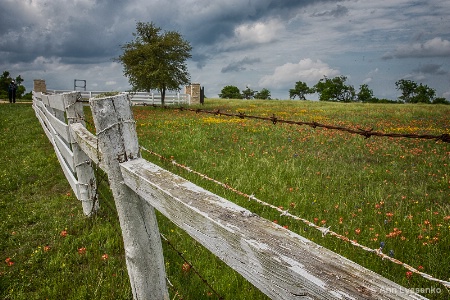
219, 85, 272, 100
219, 76, 449, 104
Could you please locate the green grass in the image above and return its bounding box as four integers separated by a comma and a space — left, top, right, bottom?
0, 104, 131, 300
136, 100, 450, 299
1, 100, 449, 299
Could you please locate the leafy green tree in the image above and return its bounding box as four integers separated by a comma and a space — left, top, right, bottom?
219, 85, 242, 99
395, 79, 418, 103
242, 86, 257, 99
1, 71, 25, 99
254, 88, 271, 100
412, 84, 435, 103
116, 22, 192, 105
1, 71, 11, 95
357, 84, 374, 102
314, 76, 355, 102
289, 81, 314, 100
433, 97, 450, 105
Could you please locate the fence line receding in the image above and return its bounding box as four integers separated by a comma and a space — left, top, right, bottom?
32, 88, 429, 300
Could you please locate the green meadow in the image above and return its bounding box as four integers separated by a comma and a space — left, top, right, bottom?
1, 100, 449, 299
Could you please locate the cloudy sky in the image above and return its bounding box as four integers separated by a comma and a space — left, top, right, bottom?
1, 0, 450, 100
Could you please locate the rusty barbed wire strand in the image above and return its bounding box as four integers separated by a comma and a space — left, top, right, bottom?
140, 146, 450, 290
160, 233, 224, 300
140, 104, 450, 143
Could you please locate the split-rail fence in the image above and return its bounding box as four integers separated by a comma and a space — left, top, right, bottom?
32, 89, 427, 300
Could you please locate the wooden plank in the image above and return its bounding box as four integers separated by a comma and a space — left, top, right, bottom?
54, 139, 81, 200
121, 158, 426, 300
40, 94, 49, 106
46, 93, 67, 112
69, 123, 103, 168
33, 103, 53, 144
41, 103, 70, 143
54, 134, 75, 172
33, 100, 81, 200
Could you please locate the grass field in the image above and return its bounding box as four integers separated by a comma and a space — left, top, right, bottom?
1, 100, 449, 299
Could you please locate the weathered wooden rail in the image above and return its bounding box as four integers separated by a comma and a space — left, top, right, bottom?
32, 90, 427, 300
46, 90, 191, 105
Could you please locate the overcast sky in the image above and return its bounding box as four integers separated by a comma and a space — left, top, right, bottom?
1, 0, 449, 100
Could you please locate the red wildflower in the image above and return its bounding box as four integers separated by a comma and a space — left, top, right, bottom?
78, 247, 86, 255
101, 254, 109, 260
406, 271, 413, 279
60, 230, 68, 237
5, 258, 14, 266
182, 262, 191, 273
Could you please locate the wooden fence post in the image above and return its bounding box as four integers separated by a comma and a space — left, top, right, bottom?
90, 94, 168, 300
65, 92, 99, 216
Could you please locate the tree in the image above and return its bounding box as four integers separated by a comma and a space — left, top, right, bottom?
219, 85, 242, 99
116, 22, 192, 106
241, 86, 256, 99
314, 76, 355, 102
0, 71, 26, 99
254, 88, 271, 100
433, 97, 450, 105
357, 84, 374, 102
289, 81, 314, 100
395, 79, 417, 103
412, 84, 435, 103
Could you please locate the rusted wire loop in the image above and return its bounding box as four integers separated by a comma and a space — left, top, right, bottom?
271, 114, 277, 125
357, 127, 374, 139
238, 112, 245, 119
439, 133, 450, 143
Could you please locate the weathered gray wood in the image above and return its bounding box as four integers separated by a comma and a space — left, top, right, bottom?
53, 140, 81, 199
46, 93, 67, 112
121, 158, 427, 300
90, 94, 169, 300
65, 92, 99, 216
33, 96, 81, 200
70, 123, 103, 167
37, 99, 70, 142
54, 134, 75, 172
33, 102, 53, 142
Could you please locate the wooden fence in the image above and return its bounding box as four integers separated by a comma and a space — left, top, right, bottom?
46, 90, 191, 105
32, 90, 427, 300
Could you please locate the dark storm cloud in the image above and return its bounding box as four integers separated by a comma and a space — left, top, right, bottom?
311, 4, 349, 18
0, 0, 131, 65
180, 0, 342, 45
221, 57, 261, 73
414, 64, 448, 75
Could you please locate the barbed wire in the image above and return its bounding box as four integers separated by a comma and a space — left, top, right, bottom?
140, 104, 450, 143
160, 233, 224, 300
140, 146, 450, 290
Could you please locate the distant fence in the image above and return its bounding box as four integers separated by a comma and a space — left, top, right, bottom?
47, 90, 191, 105
32, 89, 428, 300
